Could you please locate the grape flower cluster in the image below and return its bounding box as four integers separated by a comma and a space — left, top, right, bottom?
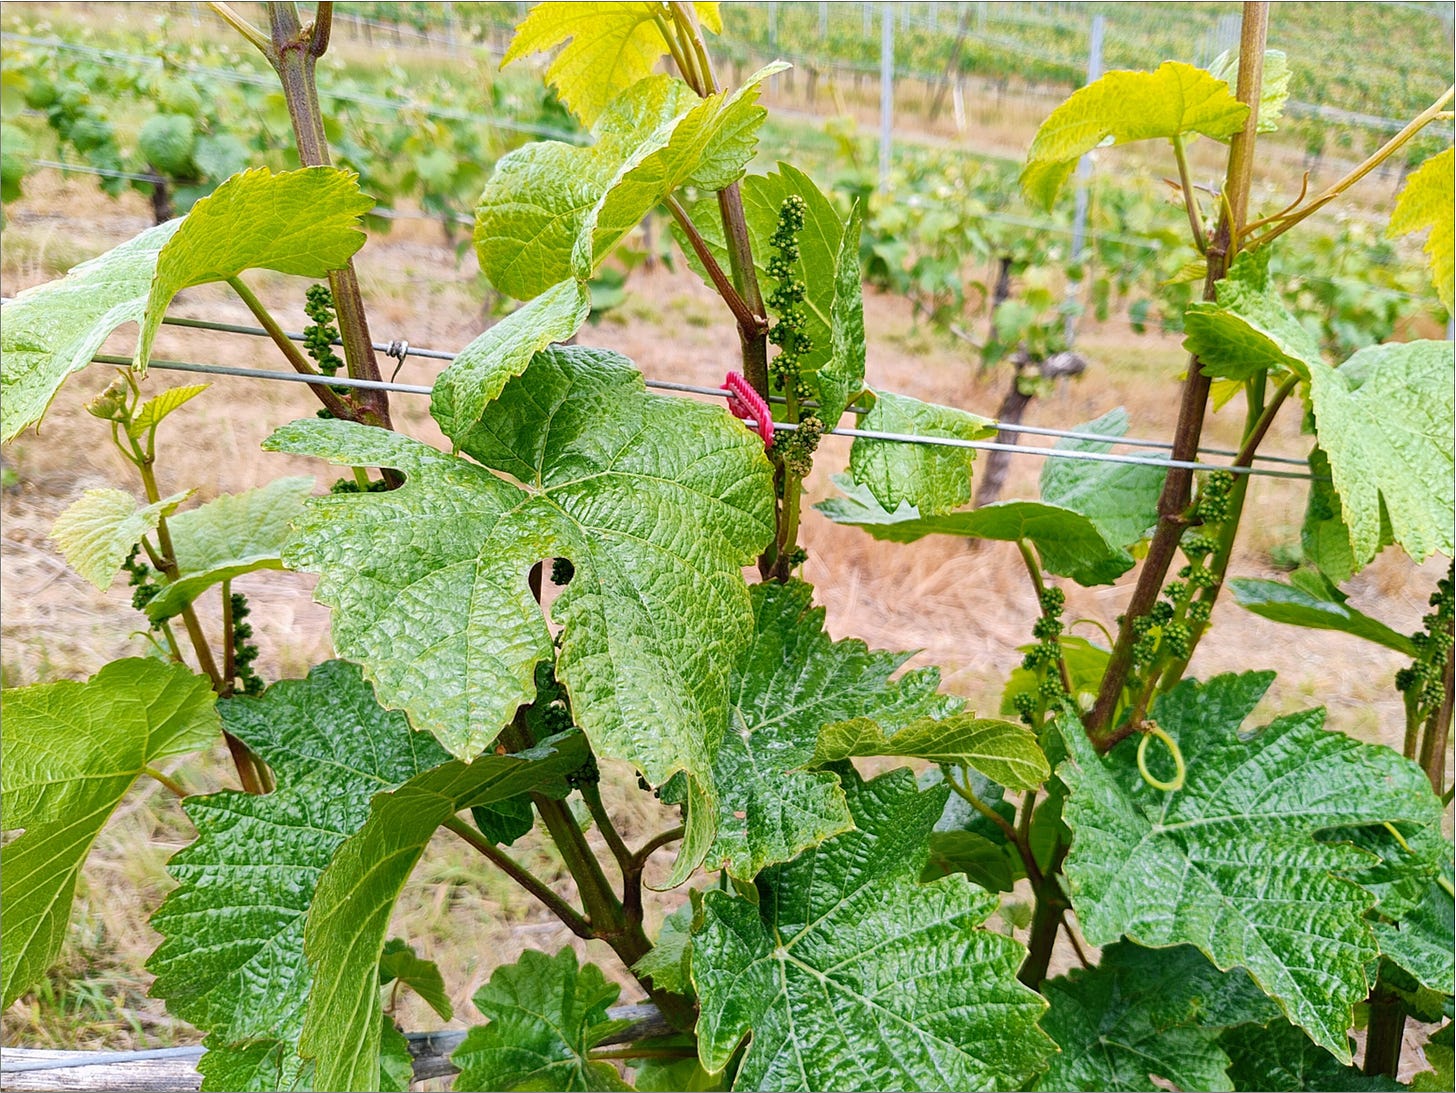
766, 195, 824, 478
1012, 586, 1070, 726
1396, 565, 1454, 713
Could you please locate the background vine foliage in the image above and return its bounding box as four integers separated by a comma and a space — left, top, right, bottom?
1, 2, 1452, 1091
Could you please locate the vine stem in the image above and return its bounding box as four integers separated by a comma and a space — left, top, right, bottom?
1016, 539, 1073, 695
123, 417, 271, 794
225, 276, 357, 422
143, 766, 189, 797
1084, 3, 1268, 751
1156, 372, 1296, 688
945, 771, 1042, 889
257, 2, 393, 431
664, 196, 761, 332
442, 815, 593, 939
221, 579, 236, 691
1246, 84, 1455, 250
1171, 134, 1208, 254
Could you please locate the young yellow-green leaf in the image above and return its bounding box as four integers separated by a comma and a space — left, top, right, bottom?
1229, 575, 1416, 653
1, 168, 368, 442
475, 78, 691, 299
126, 382, 209, 440
379, 939, 452, 1021
476, 70, 774, 300
1, 221, 179, 443
1021, 62, 1249, 209
451, 948, 634, 1092
1058, 672, 1442, 1061
703, 579, 958, 880
1038, 408, 1165, 549
430, 278, 590, 442
51, 487, 190, 590
1207, 49, 1292, 133
3, 659, 218, 1007
144, 476, 314, 622
136, 167, 373, 372
147, 661, 450, 1086
693, 767, 1055, 1091
1036, 941, 1281, 1093
1388, 146, 1454, 311
1183, 251, 1324, 381
676, 164, 846, 405
265, 346, 774, 802
503, 1, 721, 126
1307, 340, 1454, 568
815, 203, 866, 429
570, 66, 784, 279
818, 474, 1136, 586
299, 734, 589, 1093
1221, 1020, 1403, 1091
850, 389, 996, 516
811, 713, 1049, 791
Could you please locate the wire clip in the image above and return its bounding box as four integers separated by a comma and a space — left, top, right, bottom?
723, 372, 774, 450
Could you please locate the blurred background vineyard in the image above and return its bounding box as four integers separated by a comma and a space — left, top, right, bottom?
2, 0, 1452, 1068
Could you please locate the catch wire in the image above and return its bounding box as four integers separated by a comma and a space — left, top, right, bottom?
113, 308, 1311, 473
1, 293, 1314, 477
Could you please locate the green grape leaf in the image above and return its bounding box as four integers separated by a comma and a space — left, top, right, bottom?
1389, 146, 1454, 311
811, 714, 1049, 792
299, 735, 589, 1092
922, 830, 1017, 892
147, 662, 449, 1080
1058, 672, 1442, 1060
705, 579, 957, 880
1329, 820, 1446, 923
676, 164, 845, 405
476, 70, 774, 300
1411, 1023, 1454, 1093
1300, 445, 1393, 584
1221, 1020, 1403, 1091
137, 167, 372, 372
127, 382, 209, 439
693, 767, 1055, 1091
815, 203, 866, 429
1036, 941, 1281, 1093
144, 477, 315, 622
1307, 340, 1455, 568
265, 348, 774, 824
1, 220, 178, 443
1184, 252, 1324, 381
1038, 408, 1165, 548
379, 939, 452, 1021
50, 487, 190, 590
631, 900, 697, 995
817, 474, 1135, 585
430, 278, 590, 441
1021, 62, 1249, 209
849, 389, 996, 516
451, 948, 633, 1092
1374, 853, 1455, 997
1229, 575, 1416, 653
1207, 49, 1292, 132
632, 1038, 733, 1092
503, 1, 722, 126
195, 1033, 311, 1093
2, 659, 218, 1007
